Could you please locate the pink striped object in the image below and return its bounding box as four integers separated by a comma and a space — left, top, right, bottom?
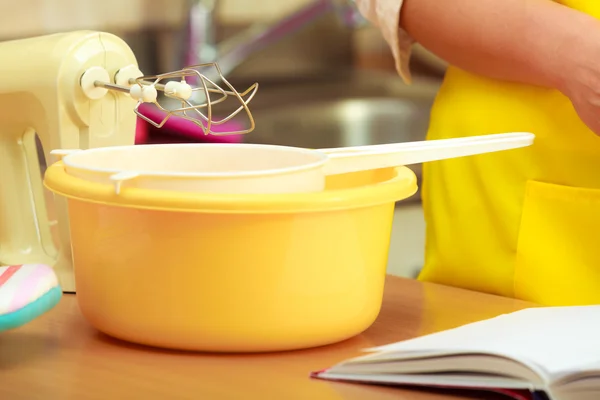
0, 264, 59, 316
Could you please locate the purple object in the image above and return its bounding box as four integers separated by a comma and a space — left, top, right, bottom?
136, 103, 244, 144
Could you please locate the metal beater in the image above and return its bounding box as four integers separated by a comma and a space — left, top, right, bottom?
92, 62, 258, 135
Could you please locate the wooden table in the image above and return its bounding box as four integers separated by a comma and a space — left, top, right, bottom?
1, 276, 536, 400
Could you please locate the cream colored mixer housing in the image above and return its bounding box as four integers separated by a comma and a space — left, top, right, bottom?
0, 30, 258, 292
0, 31, 140, 292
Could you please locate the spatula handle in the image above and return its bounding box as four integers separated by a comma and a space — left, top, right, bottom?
320, 132, 535, 176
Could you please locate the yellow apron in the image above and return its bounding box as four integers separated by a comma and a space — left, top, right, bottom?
418, 0, 600, 306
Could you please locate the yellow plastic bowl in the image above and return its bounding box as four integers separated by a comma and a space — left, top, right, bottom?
44, 161, 417, 352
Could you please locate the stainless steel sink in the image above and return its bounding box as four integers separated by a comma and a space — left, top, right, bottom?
240, 71, 442, 201
246, 97, 430, 148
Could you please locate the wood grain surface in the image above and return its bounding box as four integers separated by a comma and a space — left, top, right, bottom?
0, 276, 536, 400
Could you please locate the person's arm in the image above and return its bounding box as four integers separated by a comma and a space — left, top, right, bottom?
400, 0, 594, 92
355, 0, 600, 134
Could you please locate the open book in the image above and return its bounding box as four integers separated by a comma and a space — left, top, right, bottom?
312, 306, 600, 400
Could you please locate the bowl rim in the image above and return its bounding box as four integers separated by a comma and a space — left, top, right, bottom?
44, 161, 418, 214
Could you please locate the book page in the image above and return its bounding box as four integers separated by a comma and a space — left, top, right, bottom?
364, 306, 600, 380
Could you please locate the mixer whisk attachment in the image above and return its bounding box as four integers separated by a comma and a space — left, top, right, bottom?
92, 62, 258, 136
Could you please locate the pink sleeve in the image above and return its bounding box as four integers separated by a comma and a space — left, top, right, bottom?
354, 0, 414, 83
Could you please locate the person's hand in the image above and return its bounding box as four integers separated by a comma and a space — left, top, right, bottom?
561, 76, 600, 136
555, 27, 600, 135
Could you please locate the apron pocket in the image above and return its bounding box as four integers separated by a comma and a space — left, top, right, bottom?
515, 180, 600, 305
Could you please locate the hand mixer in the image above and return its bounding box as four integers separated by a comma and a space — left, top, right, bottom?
0, 31, 258, 292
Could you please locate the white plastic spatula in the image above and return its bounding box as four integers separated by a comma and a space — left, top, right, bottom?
318, 132, 534, 175
52, 132, 535, 195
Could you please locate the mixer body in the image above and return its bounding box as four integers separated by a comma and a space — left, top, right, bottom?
0, 31, 138, 291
